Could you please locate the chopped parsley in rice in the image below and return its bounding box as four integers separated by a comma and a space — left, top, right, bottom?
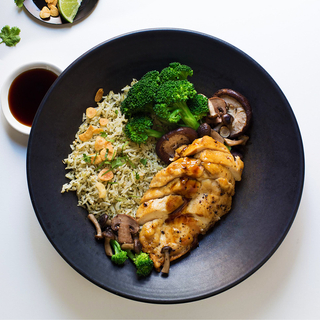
61, 82, 165, 218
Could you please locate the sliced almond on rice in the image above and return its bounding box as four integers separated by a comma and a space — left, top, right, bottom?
89, 153, 103, 165
95, 136, 107, 151
86, 107, 97, 119
96, 182, 107, 198
99, 118, 109, 126
79, 125, 103, 142
98, 169, 114, 181
101, 142, 114, 160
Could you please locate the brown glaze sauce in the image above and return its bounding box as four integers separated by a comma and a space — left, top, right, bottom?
8, 68, 58, 127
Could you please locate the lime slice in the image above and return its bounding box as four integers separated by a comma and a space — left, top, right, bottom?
58, 0, 82, 23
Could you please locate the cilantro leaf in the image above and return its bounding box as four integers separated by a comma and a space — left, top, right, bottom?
0, 25, 21, 47
140, 158, 147, 166
83, 154, 92, 164
14, 0, 24, 8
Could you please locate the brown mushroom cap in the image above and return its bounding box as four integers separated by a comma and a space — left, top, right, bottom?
214, 89, 252, 138
197, 123, 211, 137
156, 127, 198, 164
111, 214, 140, 244
98, 213, 111, 230
210, 129, 224, 144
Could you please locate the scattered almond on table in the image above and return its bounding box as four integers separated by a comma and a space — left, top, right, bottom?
40, 0, 59, 19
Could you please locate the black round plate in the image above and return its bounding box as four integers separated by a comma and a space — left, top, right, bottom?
23, 0, 98, 24
27, 29, 304, 303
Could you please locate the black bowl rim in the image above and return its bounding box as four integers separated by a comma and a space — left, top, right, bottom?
27, 28, 305, 304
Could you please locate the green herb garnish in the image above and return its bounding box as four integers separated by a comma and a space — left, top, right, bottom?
93, 152, 99, 164
120, 141, 129, 155
135, 172, 140, 180
140, 158, 147, 166
0, 25, 21, 47
14, 0, 24, 8
101, 156, 126, 176
100, 132, 115, 142
83, 154, 92, 164
124, 155, 136, 168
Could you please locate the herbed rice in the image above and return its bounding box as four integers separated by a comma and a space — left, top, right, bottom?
61, 82, 165, 218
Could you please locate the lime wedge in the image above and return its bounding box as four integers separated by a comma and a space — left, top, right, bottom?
58, 0, 82, 23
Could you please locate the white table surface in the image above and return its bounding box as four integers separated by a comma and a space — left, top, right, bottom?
1, 1, 319, 319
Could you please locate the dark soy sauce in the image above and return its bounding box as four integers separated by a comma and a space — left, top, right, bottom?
8, 68, 58, 127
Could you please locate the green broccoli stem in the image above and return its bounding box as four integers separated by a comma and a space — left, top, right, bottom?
145, 129, 164, 139
110, 239, 121, 254
126, 249, 135, 261
173, 101, 200, 130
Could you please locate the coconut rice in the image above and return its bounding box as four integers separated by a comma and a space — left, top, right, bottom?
61, 82, 165, 218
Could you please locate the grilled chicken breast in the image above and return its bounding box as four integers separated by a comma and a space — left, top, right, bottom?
137, 136, 244, 271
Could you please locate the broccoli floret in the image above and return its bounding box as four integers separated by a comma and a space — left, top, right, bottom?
159, 62, 193, 83
120, 70, 160, 116
110, 239, 128, 265
124, 115, 164, 144
127, 250, 154, 277
153, 80, 199, 130
188, 94, 209, 121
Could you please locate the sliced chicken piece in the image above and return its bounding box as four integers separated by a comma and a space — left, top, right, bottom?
202, 162, 235, 183
197, 178, 231, 198
142, 174, 233, 204
215, 177, 235, 195
141, 177, 201, 203
201, 163, 235, 195
194, 149, 243, 181
139, 216, 201, 271
149, 157, 204, 188
138, 136, 244, 271
173, 135, 230, 160
136, 194, 185, 225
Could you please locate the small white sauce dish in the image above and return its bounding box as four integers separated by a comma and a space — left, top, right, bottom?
1, 62, 62, 135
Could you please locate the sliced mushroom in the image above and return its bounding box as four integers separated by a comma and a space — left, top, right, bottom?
156, 127, 198, 164
210, 129, 224, 144
214, 89, 252, 138
111, 214, 140, 245
224, 135, 249, 147
208, 96, 227, 120
102, 227, 116, 256
161, 246, 173, 274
